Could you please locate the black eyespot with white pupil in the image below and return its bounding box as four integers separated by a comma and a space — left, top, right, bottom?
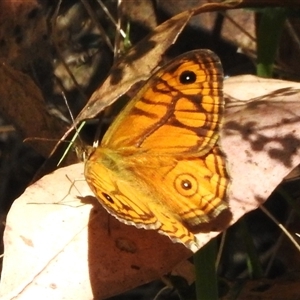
179, 70, 197, 84
174, 173, 198, 197
181, 179, 192, 190
102, 192, 114, 203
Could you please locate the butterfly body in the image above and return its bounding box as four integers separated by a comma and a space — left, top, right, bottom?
84, 50, 231, 252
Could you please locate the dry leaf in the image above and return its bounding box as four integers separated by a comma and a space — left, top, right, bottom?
0, 64, 67, 158
75, 10, 193, 123
0, 164, 189, 299
1, 75, 300, 299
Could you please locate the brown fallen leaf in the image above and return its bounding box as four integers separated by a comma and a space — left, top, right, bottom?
0, 64, 68, 158
74, 10, 193, 123
1, 75, 300, 299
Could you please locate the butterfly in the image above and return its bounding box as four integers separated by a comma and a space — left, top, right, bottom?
84, 49, 231, 252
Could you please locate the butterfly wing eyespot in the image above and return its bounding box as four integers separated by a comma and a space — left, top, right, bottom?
179, 70, 197, 84
102, 193, 114, 204
84, 49, 230, 252
174, 173, 198, 197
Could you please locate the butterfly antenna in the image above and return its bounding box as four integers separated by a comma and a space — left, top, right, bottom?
57, 92, 86, 166
62, 92, 77, 131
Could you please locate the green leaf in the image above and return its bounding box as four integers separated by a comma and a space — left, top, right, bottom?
256, 8, 287, 77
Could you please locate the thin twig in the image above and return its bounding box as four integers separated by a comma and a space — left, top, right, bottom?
260, 205, 300, 252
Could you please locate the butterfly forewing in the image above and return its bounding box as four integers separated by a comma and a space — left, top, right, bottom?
101, 50, 223, 157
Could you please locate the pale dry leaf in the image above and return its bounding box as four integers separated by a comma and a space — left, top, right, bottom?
0, 164, 190, 300
1, 75, 300, 299
192, 75, 300, 248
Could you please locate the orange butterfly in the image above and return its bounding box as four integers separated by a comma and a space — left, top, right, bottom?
84, 49, 231, 252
